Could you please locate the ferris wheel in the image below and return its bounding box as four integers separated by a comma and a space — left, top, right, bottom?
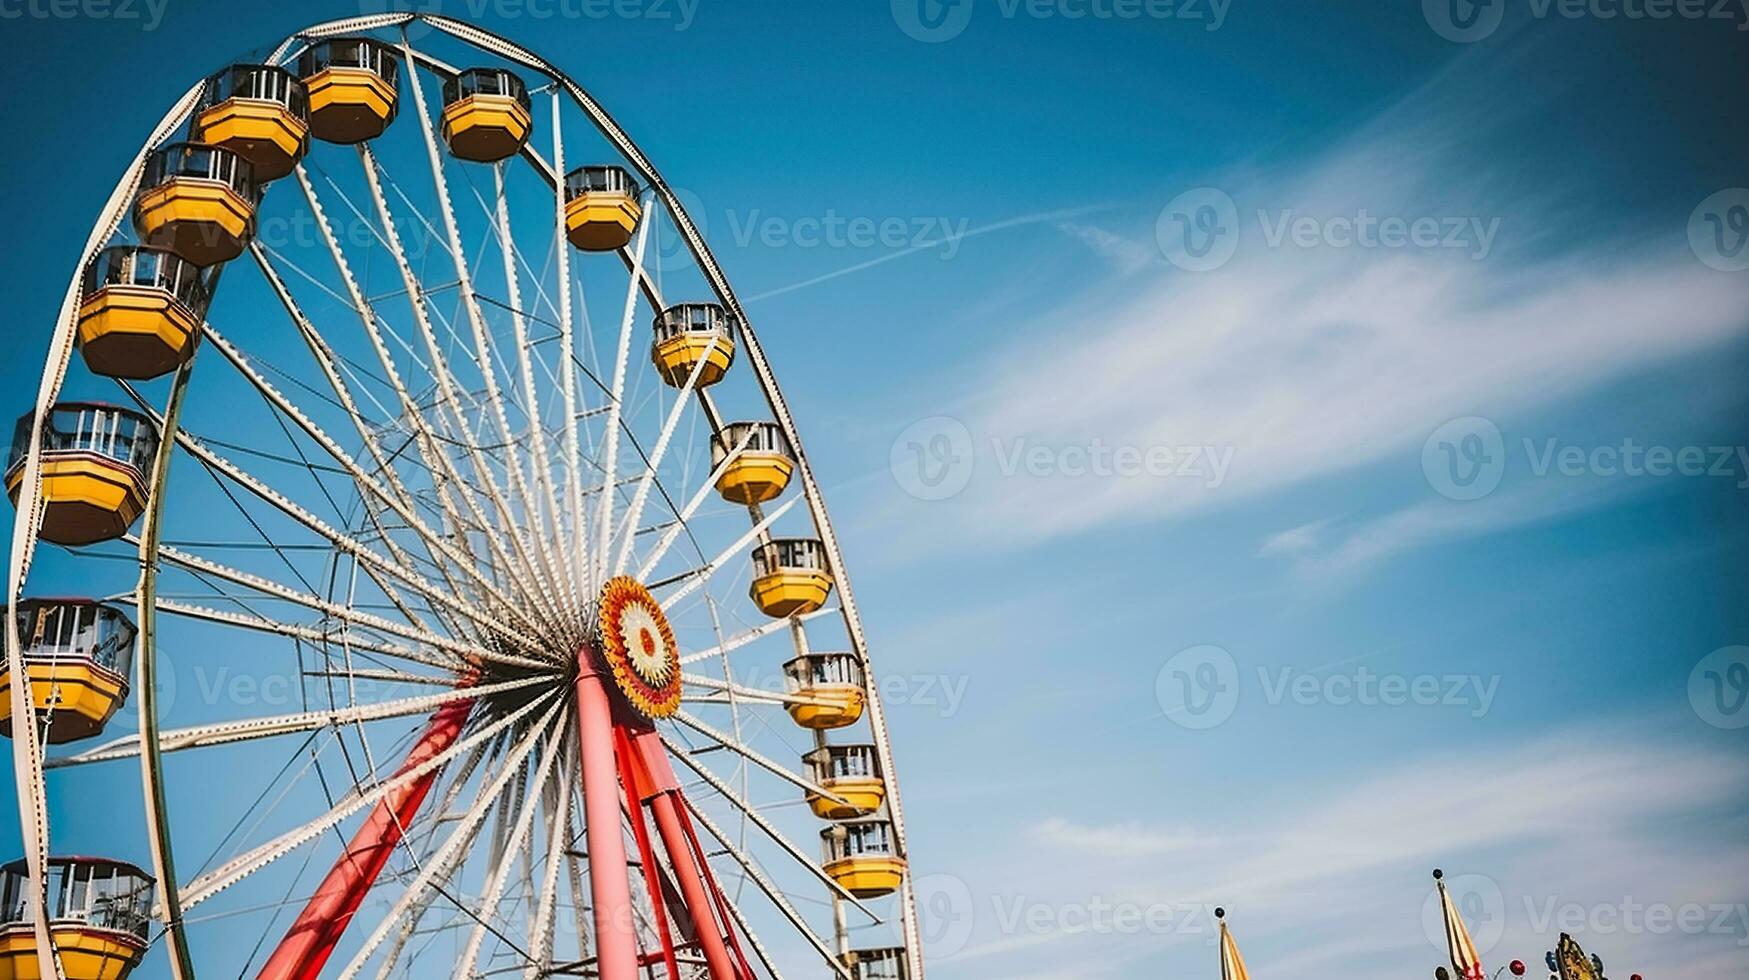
1, 14, 921, 980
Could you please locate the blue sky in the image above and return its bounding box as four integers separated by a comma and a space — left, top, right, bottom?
2, 2, 1747, 979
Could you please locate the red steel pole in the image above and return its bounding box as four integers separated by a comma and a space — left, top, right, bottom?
574, 657, 640, 980
622, 728, 740, 980
257, 696, 474, 980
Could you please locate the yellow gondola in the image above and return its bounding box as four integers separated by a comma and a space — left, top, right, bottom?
784, 652, 866, 730
565, 165, 643, 252
5, 404, 159, 547
821, 820, 906, 899
0, 601, 135, 745
844, 948, 908, 980
299, 37, 399, 144
710, 421, 792, 505
191, 64, 310, 182
132, 143, 257, 267
441, 68, 532, 163
650, 302, 734, 388
76, 246, 210, 380
0, 857, 152, 980
804, 743, 886, 820
750, 538, 833, 618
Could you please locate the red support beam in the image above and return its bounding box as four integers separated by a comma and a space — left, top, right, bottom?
574, 657, 641, 980
257, 696, 474, 980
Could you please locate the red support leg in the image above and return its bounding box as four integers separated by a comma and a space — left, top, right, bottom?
574, 658, 640, 980
257, 697, 474, 980
621, 728, 743, 980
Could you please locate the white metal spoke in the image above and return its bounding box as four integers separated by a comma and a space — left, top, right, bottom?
47, 677, 539, 767
451, 711, 567, 979
182, 692, 557, 909
636, 428, 756, 581
659, 496, 801, 611
611, 335, 722, 576
334, 704, 563, 980
590, 195, 653, 586
670, 710, 849, 807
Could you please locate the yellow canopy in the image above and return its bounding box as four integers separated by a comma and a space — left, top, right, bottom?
1217, 910, 1250, 980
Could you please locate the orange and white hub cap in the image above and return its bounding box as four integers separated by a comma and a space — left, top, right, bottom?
596, 576, 682, 718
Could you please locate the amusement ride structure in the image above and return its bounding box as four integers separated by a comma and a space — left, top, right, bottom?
1, 14, 920, 980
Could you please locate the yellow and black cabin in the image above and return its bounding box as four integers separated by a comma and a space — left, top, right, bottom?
565, 165, 643, 252
191, 64, 310, 183
710, 421, 793, 505
784, 652, 866, 730
821, 820, 906, 899
6, 404, 159, 547
133, 142, 258, 267
651, 302, 734, 389
76, 245, 210, 380
0, 601, 135, 745
441, 68, 532, 163
844, 948, 909, 980
298, 37, 400, 144
750, 538, 833, 619
0, 857, 152, 980
804, 743, 886, 820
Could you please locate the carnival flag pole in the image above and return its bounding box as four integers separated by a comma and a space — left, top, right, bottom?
1435, 870, 1488, 980
1216, 908, 1252, 980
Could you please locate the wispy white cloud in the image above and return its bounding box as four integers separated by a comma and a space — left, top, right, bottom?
1267, 475, 1632, 578
930, 727, 1748, 980
873, 56, 1749, 556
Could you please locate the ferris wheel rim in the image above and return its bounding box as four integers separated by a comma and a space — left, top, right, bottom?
4, 14, 924, 980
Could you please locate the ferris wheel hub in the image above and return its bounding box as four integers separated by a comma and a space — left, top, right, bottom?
593, 576, 683, 719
